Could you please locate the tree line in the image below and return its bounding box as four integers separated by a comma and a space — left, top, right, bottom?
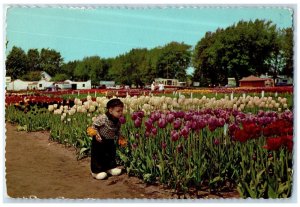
6, 19, 293, 87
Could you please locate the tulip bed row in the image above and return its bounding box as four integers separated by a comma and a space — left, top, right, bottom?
117, 109, 293, 198
6, 99, 293, 198
178, 86, 293, 94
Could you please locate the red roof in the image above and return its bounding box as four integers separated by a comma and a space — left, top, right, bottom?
239, 75, 265, 82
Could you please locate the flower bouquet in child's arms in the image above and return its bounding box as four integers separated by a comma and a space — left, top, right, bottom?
87, 126, 103, 142
118, 136, 128, 147
87, 126, 97, 137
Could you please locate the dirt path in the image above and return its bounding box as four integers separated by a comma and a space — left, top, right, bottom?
5, 123, 239, 199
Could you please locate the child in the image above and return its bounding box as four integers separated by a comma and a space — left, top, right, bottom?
91, 98, 124, 180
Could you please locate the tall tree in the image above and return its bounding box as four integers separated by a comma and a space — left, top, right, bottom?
157, 42, 191, 81
40, 48, 63, 76
6, 46, 28, 79
193, 19, 279, 86
109, 48, 148, 87
281, 27, 293, 77
74, 56, 104, 85
27, 48, 40, 72
61, 60, 79, 79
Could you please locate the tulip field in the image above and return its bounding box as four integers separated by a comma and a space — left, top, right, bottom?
5, 87, 294, 198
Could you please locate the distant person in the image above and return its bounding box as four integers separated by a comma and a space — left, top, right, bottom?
89, 99, 124, 180
158, 82, 164, 91
151, 81, 156, 91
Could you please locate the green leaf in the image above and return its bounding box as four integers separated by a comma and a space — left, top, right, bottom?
256, 169, 265, 184
245, 182, 257, 198
116, 151, 129, 163
143, 173, 152, 182
210, 176, 222, 184
79, 147, 88, 155
268, 184, 278, 198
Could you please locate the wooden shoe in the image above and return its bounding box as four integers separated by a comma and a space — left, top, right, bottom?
91, 172, 108, 180
107, 168, 122, 176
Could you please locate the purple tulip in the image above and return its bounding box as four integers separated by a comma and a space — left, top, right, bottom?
228, 123, 239, 137
158, 118, 167, 128
171, 130, 180, 142
214, 138, 220, 145
191, 121, 198, 130
135, 133, 140, 139
173, 119, 182, 129
175, 111, 185, 119
131, 113, 138, 121
151, 112, 161, 121
137, 110, 145, 118
180, 126, 190, 138
232, 109, 240, 117
257, 110, 265, 117
176, 144, 183, 153
132, 143, 138, 149
151, 127, 158, 136
162, 142, 167, 149
134, 117, 142, 128
145, 118, 153, 129
217, 118, 225, 127
145, 131, 151, 137
197, 119, 206, 129
166, 113, 175, 123
185, 120, 192, 129
119, 116, 126, 124
184, 112, 193, 121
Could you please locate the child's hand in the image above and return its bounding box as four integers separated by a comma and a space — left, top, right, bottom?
95, 134, 102, 142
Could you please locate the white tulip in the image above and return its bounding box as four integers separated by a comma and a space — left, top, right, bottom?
48, 105, 54, 112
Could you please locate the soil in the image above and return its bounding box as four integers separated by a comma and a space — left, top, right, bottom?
5, 123, 240, 200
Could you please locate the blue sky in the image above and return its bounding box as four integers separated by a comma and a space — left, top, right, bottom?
6, 6, 293, 63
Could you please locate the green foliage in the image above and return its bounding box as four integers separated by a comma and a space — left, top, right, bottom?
6, 47, 63, 80
52, 73, 69, 82
156, 42, 192, 81
27, 48, 41, 71
109, 42, 192, 86
40, 48, 63, 76
193, 20, 293, 86
21, 71, 42, 81
73, 56, 107, 85
110, 48, 149, 86
281, 28, 293, 76
6, 46, 28, 79
61, 60, 79, 78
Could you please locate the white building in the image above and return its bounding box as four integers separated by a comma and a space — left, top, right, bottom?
37, 80, 54, 90
154, 78, 179, 86
5, 77, 11, 89
7, 79, 31, 91
7, 78, 92, 91
53, 81, 72, 90
65, 80, 91, 90
40, 71, 52, 81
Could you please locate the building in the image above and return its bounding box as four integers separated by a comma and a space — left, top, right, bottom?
100, 81, 115, 88
239, 75, 274, 87
53, 81, 72, 90
275, 75, 293, 86
154, 78, 180, 86
40, 71, 52, 81
7, 79, 31, 91
37, 80, 54, 90
65, 80, 91, 90
227, 78, 237, 87
5, 77, 11, 89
